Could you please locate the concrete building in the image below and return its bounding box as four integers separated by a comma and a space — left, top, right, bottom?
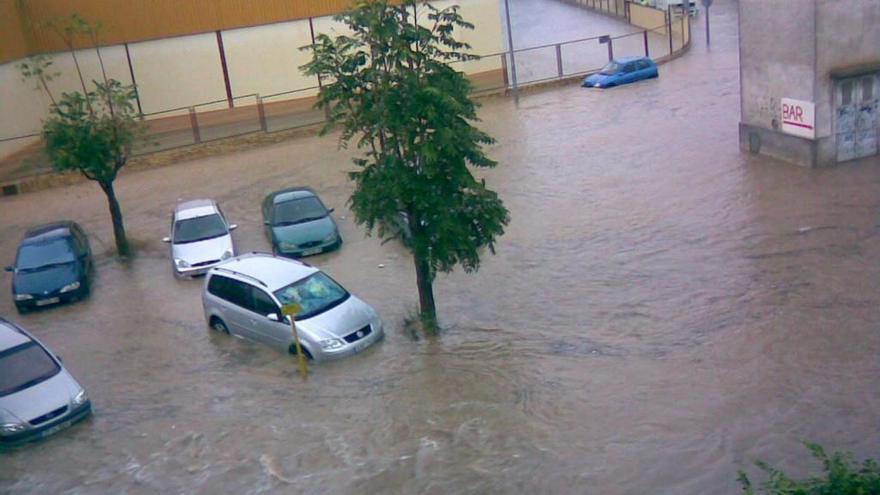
738, 0, 880, 167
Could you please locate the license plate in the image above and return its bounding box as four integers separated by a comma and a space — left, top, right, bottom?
301, 247, 322, 257
36, 297, 60, 306
40, 421, 69, 438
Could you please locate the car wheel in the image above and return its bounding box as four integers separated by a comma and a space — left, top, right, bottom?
210, 317, 230, 334
288, 343, 313, 360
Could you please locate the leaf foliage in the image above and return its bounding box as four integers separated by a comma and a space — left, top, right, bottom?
738, 442, 880, 495
301, 0, 509, 283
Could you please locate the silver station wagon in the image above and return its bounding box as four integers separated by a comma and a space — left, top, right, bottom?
202, 253, 384, 362
0, 318, 91, 445
163, 199, 237, 277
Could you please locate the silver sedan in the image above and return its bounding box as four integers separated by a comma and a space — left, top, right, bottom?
0, 318, 91, 445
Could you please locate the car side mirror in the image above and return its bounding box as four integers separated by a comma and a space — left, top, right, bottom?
267, 313, 280, 322
3, 266, 13, 273
263, 220, 271, 226
162, 237, 171, 243
229, 224, 238, 231
328, 208, 335, 213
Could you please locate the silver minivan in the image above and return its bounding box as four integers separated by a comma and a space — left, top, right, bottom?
201, 253, 384, 362
0, 318, 91, 445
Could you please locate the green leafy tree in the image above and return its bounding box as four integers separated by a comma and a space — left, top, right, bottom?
302, 0, 509, 329
22, 15, 143, 256
738, 442, 880, 494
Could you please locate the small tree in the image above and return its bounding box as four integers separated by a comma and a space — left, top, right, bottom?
738, 442, 880, 494
303, 0, 510, 329
21, 15, 142, 256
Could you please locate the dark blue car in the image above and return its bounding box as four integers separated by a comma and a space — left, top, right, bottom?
582, 56, 658, 88
5, 221, 93, 314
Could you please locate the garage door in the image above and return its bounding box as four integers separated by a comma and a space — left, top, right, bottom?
836, 73, 879, 162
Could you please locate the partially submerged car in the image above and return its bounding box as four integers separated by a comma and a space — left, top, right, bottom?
262, 187, 341, 258
163, 199, 237, 277
202, 253, 383, 362
5, 221, 93, 314
582, 56, 658, 88
0, 318, 91, 445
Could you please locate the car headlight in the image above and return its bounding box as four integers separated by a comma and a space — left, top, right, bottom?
323, 232, 338, 243
0, 422, 26, 434
175, 259, 190, 268
221, 250, 233, 260
319, 338, 345, 350
278, 241, 298, 251
14, 293, 33, 301
72, 389, 88, 407
60, 281, 81, 293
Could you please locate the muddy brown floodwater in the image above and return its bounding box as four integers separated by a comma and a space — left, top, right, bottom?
1, 0, 879, 493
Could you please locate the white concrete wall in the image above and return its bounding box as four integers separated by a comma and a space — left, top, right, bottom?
1, 2, 504, 159
129, 33, 228, 114
223, 20, 318, 100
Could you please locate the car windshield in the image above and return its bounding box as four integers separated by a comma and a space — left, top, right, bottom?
173, 214, 227, 244
273, 272, 350, 320
273, 197, 327, 226
16, 238, 75, 270
0, 341, 61, 397
600, 61, 622, 75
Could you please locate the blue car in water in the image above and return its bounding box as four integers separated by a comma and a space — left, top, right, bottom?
581, 56, 658, 88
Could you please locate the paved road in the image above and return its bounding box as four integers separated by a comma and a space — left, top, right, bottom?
2, 1, 880, 494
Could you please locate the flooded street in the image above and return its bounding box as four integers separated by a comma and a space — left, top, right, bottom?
2, 0, 880, 493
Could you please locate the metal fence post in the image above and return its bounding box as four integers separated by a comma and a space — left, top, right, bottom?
188, 107, 201, 144
555, 44, 563, 78
257, 96, 268, 132
643, 30, 649, 57
503, 0, 519, 100
667, 9, 673, 55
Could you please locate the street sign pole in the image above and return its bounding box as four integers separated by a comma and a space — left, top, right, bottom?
282, 303, 308, 377
701, 0, 713, 46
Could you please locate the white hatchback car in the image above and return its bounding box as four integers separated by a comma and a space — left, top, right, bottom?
163, 199, 237, 276
202, 253, 384, 362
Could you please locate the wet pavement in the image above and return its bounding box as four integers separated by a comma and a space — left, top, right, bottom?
2, 0, 880, 493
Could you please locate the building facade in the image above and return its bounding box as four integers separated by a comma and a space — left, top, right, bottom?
738, 0, 880, 167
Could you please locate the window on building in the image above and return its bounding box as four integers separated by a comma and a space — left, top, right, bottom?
841, 81, 853, 105
862, 77, 873, 101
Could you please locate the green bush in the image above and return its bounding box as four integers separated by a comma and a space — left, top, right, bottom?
738, 442, 880, 494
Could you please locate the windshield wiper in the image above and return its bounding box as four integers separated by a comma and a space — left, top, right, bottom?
275, 215, 325, 226
18, 261, 73, 272
176, 233, 225, 244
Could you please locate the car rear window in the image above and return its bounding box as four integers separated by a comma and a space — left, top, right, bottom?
208, 275, 249, 308
0, 342, 61, 397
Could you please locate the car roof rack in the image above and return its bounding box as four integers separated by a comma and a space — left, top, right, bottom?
245, 251, 310, 267
211, 266, 268, 288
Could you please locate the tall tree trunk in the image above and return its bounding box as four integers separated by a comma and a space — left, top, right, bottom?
99, 180, 129, 256
413, 253, 437, 330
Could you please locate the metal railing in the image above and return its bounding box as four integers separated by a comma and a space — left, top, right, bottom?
0, 19, 689, 186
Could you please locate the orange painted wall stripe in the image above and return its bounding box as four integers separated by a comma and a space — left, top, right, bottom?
2, 0, 411, 63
